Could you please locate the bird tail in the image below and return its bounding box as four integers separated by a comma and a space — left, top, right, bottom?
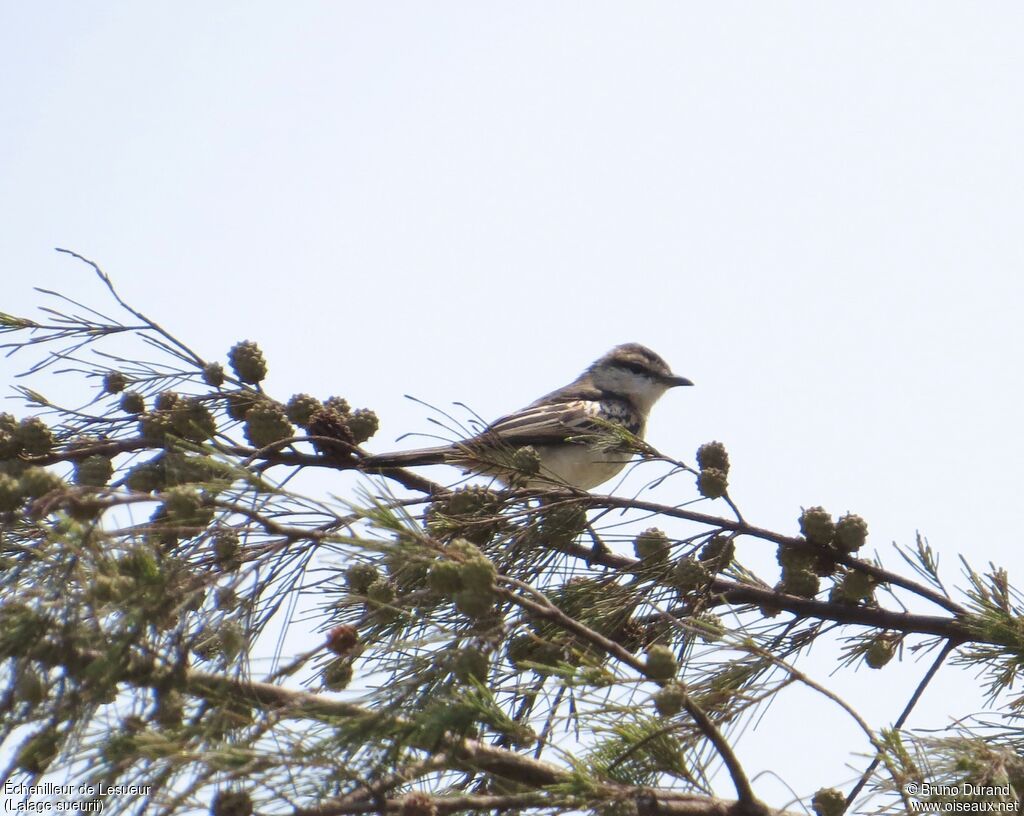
360, 445, 453, 470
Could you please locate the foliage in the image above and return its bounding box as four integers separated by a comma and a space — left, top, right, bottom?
0, 252, 1021, 816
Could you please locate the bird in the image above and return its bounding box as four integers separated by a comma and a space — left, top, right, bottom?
360, 343, 692, 490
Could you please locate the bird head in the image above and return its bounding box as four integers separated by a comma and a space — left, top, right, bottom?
587, 343, 693, 413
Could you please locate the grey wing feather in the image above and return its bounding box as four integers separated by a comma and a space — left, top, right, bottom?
363, 386, 604, 469
484, 399, 597, 445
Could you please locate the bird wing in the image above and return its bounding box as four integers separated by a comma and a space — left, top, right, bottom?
362, 402, 596, 471
482, 399, 601, 446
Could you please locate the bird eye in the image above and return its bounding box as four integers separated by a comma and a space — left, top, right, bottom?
619, 361, 653, 377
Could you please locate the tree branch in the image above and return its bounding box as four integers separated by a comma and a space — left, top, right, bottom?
548, 538, 979, 644
499, 579, 761, 809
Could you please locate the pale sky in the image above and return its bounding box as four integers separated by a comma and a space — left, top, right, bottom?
2, 3, 1023, 808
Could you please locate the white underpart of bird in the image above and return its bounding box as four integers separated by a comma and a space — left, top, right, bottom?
361, 343, 693, 490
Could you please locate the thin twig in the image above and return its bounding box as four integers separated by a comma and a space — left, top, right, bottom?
844, 639, 958, 809
55, 248, 208, 369
499, 578, 760, 808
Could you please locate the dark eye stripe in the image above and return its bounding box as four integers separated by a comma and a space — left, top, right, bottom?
619, 360, 655, 377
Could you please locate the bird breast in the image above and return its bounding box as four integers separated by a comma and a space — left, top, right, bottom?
528, 442, 633, 490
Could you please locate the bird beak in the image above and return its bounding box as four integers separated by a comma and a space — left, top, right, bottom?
664, 374, 694, 387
